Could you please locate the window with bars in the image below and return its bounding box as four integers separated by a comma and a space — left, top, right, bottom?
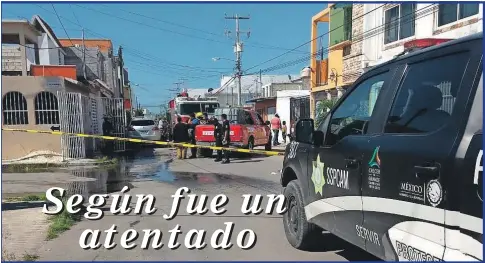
438, 3, 480, 27
34, 91, 60, 124
2, 91, 29, 125
384, 4, 416, 44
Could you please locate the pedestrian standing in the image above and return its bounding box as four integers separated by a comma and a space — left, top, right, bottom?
221, 113, 231, 164
282, 120, 288, 144
188, 113, 199, 158
213, 117, 223, 162
271, 114, 282, 146
173, 116, 189, 159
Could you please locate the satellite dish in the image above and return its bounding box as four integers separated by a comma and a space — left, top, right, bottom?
208, 88, 214, 93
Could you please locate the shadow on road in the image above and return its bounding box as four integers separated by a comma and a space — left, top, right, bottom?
230, 159, 263, 164
2, 201, 46, 211
305, 232, 381, 261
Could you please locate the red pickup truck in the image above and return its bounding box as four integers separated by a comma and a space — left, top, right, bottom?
195, 107, 272, 157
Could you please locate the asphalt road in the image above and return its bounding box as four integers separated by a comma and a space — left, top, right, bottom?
37, 148, 378, 261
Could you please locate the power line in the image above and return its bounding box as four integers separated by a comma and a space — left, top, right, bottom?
73, 4, 230, 45
101, 4, 310, 54
244, 4, 385, 73
245, 4, 437, 76
34, 4, 231, 75
51, 4, 74, 46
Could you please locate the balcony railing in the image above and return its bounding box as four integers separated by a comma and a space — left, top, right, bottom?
315, 59, 329, 87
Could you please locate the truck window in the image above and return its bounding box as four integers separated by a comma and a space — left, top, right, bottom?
256, 113, 264, 125
384, 52, 470, 134
326, 72, 389, 146
244, 111, 254, 125
201, 103, 219, 113
179, 104, 201, 115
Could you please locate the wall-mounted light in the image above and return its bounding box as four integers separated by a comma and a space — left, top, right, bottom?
329, 68, 339, 85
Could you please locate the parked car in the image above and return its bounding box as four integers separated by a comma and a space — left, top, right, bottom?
280, 33, 483, 261
194, 107, 272, 157
127, 117, 161, 141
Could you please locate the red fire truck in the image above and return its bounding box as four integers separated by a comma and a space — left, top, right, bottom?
167, 92, 220, 137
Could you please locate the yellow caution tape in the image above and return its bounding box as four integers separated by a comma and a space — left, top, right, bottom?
2, 128, 284, 156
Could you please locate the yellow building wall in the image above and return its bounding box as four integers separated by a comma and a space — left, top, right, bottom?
312, 47, 344, 92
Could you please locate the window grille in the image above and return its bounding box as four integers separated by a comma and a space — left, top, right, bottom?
2, 91, 29, 125
35, 91, 60, 124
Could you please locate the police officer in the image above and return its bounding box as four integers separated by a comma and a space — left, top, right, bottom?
213, 117, 223, 162
220, 113, 231, 164
102, 115, 114, 156
188, 112, 199, 158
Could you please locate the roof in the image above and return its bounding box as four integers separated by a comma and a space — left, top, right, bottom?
31, 15, 65, 55
369, 32, 483, 73
216, 74, 300, 94
246, 96, 277, 103
59, 39, 113, 53
2, 19, 29, 23
2, 19, 41, 38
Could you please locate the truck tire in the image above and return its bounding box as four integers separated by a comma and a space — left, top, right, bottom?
283, 180, 323, 250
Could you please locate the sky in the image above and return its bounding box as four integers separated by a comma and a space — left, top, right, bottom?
2, 2, 328, 107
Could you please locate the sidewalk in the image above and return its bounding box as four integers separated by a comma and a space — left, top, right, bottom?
254, 142, 287, 152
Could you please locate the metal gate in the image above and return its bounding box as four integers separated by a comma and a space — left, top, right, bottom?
290, 95, 310, 127
99, 97, 126, 152
57, 91, 125, 160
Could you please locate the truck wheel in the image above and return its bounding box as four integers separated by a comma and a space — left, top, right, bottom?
283, 180, 323, 250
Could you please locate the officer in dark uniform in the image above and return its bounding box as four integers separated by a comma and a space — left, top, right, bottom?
102, 115, 114, 156
221, 113, 231, 164
213, 117, 223, 162
188, 112, 199, 158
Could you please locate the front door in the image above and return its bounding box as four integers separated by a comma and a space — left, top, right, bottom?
306, 69, 393, 249
361, 48, 477, 260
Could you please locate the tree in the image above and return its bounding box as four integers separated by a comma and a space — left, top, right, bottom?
315, 98, 338, 128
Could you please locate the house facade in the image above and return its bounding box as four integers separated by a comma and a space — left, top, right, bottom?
345, 3, 482, 78
1, 15, 130, 160
310, 3, 353, 119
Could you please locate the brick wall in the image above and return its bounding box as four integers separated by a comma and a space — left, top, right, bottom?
343, 4, 365, 84
2, 46, 23, 72
64, 47, 101, 80
63, 47, 120, 96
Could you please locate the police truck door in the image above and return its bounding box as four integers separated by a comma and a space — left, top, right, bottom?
307, 69, 392, 249
361, 41, 481, 260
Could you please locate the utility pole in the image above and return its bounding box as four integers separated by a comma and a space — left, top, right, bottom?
82, 28, 86, 80
118, 46, 124, 98
225, 14, 250, 106
173, 81, 183, 93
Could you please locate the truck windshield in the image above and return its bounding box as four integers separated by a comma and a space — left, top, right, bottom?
201, 103, 219, 113
179, 104, 202, 115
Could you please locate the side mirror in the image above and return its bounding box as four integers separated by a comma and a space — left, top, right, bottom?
265, 120, 270, 125
313, 130, 324, 147
295, 119, 314, 144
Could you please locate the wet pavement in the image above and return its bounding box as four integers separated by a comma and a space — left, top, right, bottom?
4, 147, 378, 261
